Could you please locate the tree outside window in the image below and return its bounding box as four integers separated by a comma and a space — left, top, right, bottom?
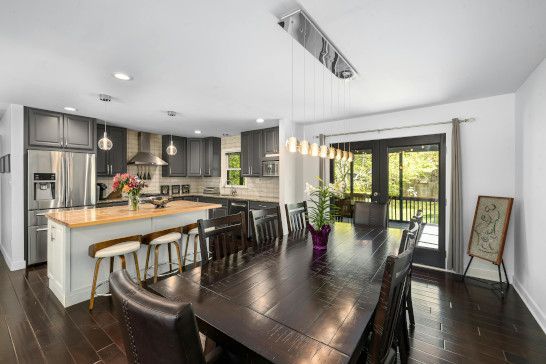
226, 152, 244, 186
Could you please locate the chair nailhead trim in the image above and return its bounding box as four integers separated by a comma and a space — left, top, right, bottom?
122, 298, 140, 363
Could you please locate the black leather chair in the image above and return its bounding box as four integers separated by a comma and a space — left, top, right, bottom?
353, 202, 388, 228
110, 270, 222, 364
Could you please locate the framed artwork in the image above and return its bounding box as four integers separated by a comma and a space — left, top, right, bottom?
467, 196, 513, 265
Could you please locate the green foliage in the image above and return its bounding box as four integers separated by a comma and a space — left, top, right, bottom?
227, 153, 240, 168
226, 152, 243, 186
306, 179, 342, 229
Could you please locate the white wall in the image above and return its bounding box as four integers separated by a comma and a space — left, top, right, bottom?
514, 58, 546, 332
298, 94, 516, 281
0, 104, 25, 270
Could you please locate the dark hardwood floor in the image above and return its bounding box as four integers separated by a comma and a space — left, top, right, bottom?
1, 254, 545, 363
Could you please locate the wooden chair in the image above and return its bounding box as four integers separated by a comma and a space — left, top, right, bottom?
249, 206, 283, 245
110, 270, 223, 364
285, 202, 309, 233
353, 202, 388, 228
197, 212, 248, 264
88, 235, 142, 310
365, 248, 414, 364
334, 197, 354, 222
142, 227, 183, 283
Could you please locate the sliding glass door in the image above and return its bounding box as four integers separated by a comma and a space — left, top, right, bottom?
330, 134, 446, 268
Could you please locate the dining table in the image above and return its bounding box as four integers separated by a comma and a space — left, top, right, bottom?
150, 223, 404, 363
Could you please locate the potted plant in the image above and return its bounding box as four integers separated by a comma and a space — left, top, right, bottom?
112, 173, 147, 211
305, 178, 344, 250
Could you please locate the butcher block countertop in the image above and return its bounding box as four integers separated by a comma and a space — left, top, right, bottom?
46, 200, 221, 228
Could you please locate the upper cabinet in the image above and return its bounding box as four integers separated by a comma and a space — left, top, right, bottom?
27, 108, 95, 151
187, 138, 203, 176
262, 127, 279, 156
96, 126, 127, 177
241, 129, 262, 177
162, 135, 187, 177
202, 137, 221, 177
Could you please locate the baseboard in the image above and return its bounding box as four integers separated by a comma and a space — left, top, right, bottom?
513, 278, 546, 334
0, 243, 26, 271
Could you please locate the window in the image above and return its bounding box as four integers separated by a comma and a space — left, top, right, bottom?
226, 152, 243, 186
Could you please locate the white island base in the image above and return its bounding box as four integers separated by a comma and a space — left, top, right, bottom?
47, 208, 209, 307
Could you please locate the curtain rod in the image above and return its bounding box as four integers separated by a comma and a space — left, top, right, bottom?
316, 117, 475, 139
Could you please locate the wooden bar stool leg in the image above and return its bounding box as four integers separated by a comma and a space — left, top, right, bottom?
182, 234, 190, 267
132, 251, 142, 286
173, 242, 183, 273
144, 245, 151, 281
109, 257, 114, 274
193, 235, 199, 263
89, 257, 103, 311
153, 245, 160, 283
119, 255, 127, 269
168, 243, 173, 272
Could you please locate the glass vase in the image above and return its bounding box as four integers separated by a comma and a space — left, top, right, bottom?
128, 194, 140, 211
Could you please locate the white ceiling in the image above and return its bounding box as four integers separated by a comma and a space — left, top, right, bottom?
1, 0, 545, 136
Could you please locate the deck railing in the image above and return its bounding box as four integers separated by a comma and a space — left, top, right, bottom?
352, 194, 439, 224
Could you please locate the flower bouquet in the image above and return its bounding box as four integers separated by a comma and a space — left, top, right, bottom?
112, 173, 147, 211
305, 178, 345, 250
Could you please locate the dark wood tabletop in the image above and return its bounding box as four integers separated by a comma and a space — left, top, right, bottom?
150, 223, 403, 363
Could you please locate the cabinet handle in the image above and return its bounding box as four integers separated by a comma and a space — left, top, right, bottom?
36, 213, 46, 216
36, 227, 48, 232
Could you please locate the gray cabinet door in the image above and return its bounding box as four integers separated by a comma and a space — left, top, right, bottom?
63, 115, 95, 150
28, 226, 48, 265
241, 131, 251, 177
109, 126, 127, 175
250, 130, 262, 176
262, 127, 279, 156
187, 138, 202, 176
203, 137, 221, 177
162, 135, 187, 177
27, 108, 64, 148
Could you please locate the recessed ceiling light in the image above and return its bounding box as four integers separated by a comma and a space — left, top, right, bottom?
256, 118, 265, 123
112, 72, 133, 81
64, 106, 77, 112
194, 130, 202, 134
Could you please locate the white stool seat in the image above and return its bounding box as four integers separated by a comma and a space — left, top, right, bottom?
150, 232, 182, 245
187, 227, 214, 235
95, 241, 140, 258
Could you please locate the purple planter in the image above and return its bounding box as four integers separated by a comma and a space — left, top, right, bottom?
307, 223, 331, 250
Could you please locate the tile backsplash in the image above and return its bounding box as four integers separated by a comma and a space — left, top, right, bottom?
98, 130, 278, 200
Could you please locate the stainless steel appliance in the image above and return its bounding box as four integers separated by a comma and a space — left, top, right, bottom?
97, 183, 108, 201
27, 150, 96, 264
203, 186, 220, 195
262, 160, 279, 177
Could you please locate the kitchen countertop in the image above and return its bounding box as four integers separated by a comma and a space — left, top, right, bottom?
47, 200, 221, 228
96, 193, 279, 205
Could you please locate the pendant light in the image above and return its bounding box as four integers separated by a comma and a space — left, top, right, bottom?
328, 146, 336, 159
342, 142, 348, 162
97, 94, 113, 151
286, 27, 298, 153
348, 141, 354, 163
298, 21, 309, 155
335, 143, 342, 160
310, 142, 319, 157
165, 111, 177, 156
319, 145, 328, 158
299, 139, 310, 155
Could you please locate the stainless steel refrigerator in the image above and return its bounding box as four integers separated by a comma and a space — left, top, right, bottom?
27, 150, 96, 264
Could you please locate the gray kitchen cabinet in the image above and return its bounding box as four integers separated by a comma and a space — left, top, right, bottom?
27, 108, 95, 151
202, 137, 221, 177
63, 114, 95, 150
27, 108, 64, 148
97, 125, 127, 177
187, 138, 203, 176
241, 129, 262, 177
262, 127, 279, 156
162, 135, 187, 177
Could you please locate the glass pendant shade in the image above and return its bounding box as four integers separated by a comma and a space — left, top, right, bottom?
342, 150, 348, 162
348, 152, 354, 162
166, 140, 177, 156
328, 147, 336, 159
299, 140, 310, 155
319, 145, 328, 158
310, 143, 319, 157
98, 131, 113, 151
335, 148, 342, 160
286, 137, 298, 153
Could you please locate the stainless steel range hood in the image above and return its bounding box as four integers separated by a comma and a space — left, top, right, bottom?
127, 132, 168, 166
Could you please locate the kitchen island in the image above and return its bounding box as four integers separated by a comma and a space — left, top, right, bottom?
46, 200, 221, 307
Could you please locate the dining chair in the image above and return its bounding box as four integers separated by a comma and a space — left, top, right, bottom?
353, 201, 388, 228
399, 214, 422, 330
110, 270, 223, 364
197, 212, 248, 264
285, 202, 309, 233
249, 206, 283, 245
364, 248, 414, 364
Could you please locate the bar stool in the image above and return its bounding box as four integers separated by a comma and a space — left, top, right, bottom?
88, 235, 142, 311
142, 227, 183, 283
182, 223, 200, 266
